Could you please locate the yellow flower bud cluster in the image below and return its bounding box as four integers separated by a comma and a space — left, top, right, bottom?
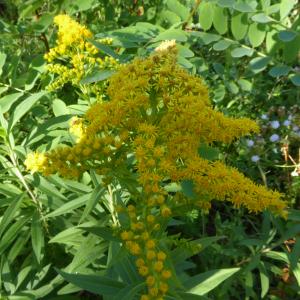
120, 214, 171, 299
44, 14, 118, 91
26, 44, 287, 298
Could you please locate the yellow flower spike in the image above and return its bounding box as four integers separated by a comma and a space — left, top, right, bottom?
128, 242, 141, 255
141, 232, 150, 240
146, 275, 156, 286
146, 239, 156, 249
146, 250, 156, 260
120, 231, 133, 241
138, 266, 149, 276
157, 251, 167, 261
156, 195, 165, 205
153, 224, 161, 231
153, 261, 164, 272
162, 269, 172, 279
140, 295, 150, 300
135, 258, 145, 267
159, 282, 169, 293
149, 287, 159, 297
161, 206, 172, 218
146, 215, 155, 224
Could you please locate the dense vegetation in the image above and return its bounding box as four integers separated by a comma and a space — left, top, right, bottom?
0, 1, 299, 299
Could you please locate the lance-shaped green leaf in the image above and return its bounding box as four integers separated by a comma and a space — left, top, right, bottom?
55, 269, 125, 296
8, 91, 47, 131
184, 268, 240, 295
31, 211, 44, 264
0, 193, 24, 238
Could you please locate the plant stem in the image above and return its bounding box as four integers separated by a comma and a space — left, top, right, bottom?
183, 0, 202, 30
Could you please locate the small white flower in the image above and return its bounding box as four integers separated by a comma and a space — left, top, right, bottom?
270, 134, 280, 142
291, 169, 299, 177
261, 114, 268, 120
288, 114, 293, 120
246, 139, 254, 147
283, 120, 291, 126
293, 125, 299, 132
270, 120, 280, 129
251, 155, 260, 163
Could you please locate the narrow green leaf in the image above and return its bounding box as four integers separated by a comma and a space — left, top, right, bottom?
0, 214, 31, 255
185, 268, 240, 295
263, 251, 288, 263
31, 264, 52, 289
213, 6, 228, 35
45, 193, 91, 219
258, 262, 269, 298
0, 193, 24, 238
55, 269, 125, 296
49, 228, 82, 245
0, 92, 24, 114
0, 52, 6, 76
80, 226, 120, 242
8, 91, 47, 130
79, 185, 106, 223
30, 175, 68, 201
113, 282, 145, 300
172, 236, 225, 263
31, 212, 44, 264
7, 231, 30, 264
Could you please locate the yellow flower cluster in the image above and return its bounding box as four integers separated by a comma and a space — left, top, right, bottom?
44, 14, 118, 91
69, 116, 86, 143
120, 202, 171, 299
26, 43, 287, 299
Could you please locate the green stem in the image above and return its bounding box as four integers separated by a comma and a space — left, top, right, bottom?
183, 0, 202, 30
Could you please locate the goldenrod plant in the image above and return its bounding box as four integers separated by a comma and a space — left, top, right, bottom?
1, 2, 300, 299
25, 37, 287, 299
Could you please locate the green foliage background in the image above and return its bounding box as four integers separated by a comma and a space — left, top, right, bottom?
0, 0, 299, 299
